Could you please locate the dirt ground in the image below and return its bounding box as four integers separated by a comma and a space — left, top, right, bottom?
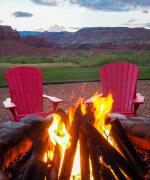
0, 80, 150, 123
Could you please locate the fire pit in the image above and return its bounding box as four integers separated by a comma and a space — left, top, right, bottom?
0, 94, 149, 180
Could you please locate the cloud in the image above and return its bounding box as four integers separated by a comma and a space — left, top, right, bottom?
145, 22, 150, 27
128, 19, 136, 23
30, 0, 65, 6
142, 10, 149, 14
35, 25, 66, 32
121, 21, 150, 29
70, 27, 81, 30
0, 20, 3, 23
69, 0, 150, 11
13, 11, 33, 18
47, 25, 66, 32
30, 0, 150, 11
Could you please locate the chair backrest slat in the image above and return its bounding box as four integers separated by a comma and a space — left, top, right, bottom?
5, 66, 43, 115
100, 62, 138, 113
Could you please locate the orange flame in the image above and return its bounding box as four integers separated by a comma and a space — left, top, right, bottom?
48, 113, 70, 152
91, 93, 114, 142
71, 141, 81, 179
45, 93, 114, 179
44, 113, 70, 164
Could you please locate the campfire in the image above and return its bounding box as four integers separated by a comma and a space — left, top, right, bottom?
0, 94, 148, 180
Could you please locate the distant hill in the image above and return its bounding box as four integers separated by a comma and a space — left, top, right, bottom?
0, 25, 56, 56
19, 27, 150, 47
37, 27, 150, 47
0, 25, 20, 41
19, 31, 43, 37
0, 25, 150, 57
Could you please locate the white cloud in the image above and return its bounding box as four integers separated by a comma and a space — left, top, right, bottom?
47, 25, 66, 31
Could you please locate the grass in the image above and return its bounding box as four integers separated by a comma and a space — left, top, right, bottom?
0, 52, 150, 86
43, 67, 100, 83
0, 52, 150, 66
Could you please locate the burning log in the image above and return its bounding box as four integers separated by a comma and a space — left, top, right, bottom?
95, 137, 127, 180
98, 147, 126, 180
20, 129, 51, 180
81, 121, 144, 180
21, 159, 48, 180
89, 139, 101, 180
47, 143, 61, 180
109, 117, 146, 172
0, 115, 53, 180
0, 115, 52, 170
79, 133, 90, 180
0, 171, 9, 180
59, 107, 82, 180
100, 162, 115, 180
110, 114, 150, 150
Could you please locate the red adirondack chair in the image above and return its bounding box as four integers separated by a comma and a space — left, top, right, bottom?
86, 62, 144, 116
3, 66, 63, 121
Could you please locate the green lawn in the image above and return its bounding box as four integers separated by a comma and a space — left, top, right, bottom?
0, 52, 150, 87
43, 67, 100, 83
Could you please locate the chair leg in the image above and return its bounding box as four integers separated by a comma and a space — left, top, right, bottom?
52, 102, 59, 112
9, 107, 17, 121
133, 104, 140, 116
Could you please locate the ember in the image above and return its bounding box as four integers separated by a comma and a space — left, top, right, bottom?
0, 94, 148, 180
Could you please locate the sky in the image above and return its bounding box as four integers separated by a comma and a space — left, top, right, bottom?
0, 0, 150, 32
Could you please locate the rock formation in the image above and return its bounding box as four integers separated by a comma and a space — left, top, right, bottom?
0, 25, 20, 41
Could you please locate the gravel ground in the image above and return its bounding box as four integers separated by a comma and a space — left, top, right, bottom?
0, 80, 150, 123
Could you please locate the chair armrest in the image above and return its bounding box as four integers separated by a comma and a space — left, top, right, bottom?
85, 93, 103, 104
43, 94, 63, 103
43, 94, 63, 112
3, 98, 17, 120
133, 93, 144, 104
3, 98, 16, 109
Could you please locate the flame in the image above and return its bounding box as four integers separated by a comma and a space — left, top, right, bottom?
68, 106, 76, 126
48, 113, 70, 151
44, 113, 70, 164
71, 141, 81, 179
44, 93, 114, 179
44, 150, 54, 163
91, 93, 114, 139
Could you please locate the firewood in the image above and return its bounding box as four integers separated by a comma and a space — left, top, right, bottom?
110, 115, 150, 150
12, 126, 50, 179
21, 159, 48, 180
89, 139, 101, 180
0, 115, 52, 170
109, 117, 146, 171
100, 161, 115, 180
98, 146, 126, 179
47, 144, 61, 180
0, 170, 9, 180
59, 106, 82, 180
20, 129, 51, 180
79, 133, 90, 180
3, 139, 32, 170
81, 122, 144, 180
102, 156, 126, 179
